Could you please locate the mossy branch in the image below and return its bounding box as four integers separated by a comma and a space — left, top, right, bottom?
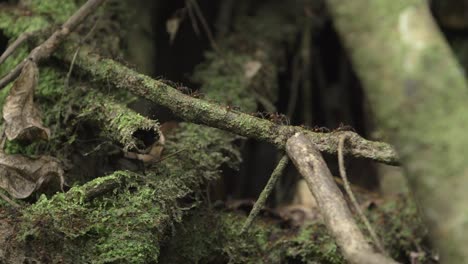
58, 48, 399, 165
79, 90, 161, 152
0, 0, 105, 89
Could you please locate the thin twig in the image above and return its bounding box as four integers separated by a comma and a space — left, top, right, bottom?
186, 0, 201, 36
0, 0, 106, 90
301, 21, 313, 126
241, 154, 289, 234
188, 0, 219, 52
286, 41, 303, 119
215, 0, 234, 38
338, 135, 386, 254
0, 191, 20, 208
0, 31, 34, 65
65, 16, 100, 88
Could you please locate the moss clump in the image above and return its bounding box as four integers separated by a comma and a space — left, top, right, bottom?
26, 0, 78, 23
159, 195, 427, 264
159, 209, 272, 263
368, 196, 427, 261
19, 171, 170, 263
285, 224, 343, 264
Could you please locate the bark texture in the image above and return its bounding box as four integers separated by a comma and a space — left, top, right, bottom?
326, 0, 468, 262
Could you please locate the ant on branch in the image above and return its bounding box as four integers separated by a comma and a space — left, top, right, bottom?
225, 105, 241, 112
268, 112, 290, 125
299, 125, 330, 133
333, 123, 356, 132
248, 111, 289, 125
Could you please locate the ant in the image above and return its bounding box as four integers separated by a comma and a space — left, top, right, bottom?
268, 112, 290, 125
225, 105, 241, 112
312, 126, 330, 133
334, 123, 355, 132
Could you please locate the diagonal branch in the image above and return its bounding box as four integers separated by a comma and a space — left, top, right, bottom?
286, 132, 398, 264
60, 47, 400, 165
0, 0, 106, 89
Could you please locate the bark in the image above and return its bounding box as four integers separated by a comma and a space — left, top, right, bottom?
326, 0, 468, 262
286, 132, 398, 264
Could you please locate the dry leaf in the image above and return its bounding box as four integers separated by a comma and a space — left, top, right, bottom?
0, 152, 64, 199
244, 60, 262, 80
124, 130, 165, 163
3, 60, 50, 142
166, 16, 181, 44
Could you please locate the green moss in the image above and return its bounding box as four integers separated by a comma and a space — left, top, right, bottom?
20, 171, 172, 263
159, 196, 427, 263
27, 0, 78, 23
0, 11, 49, 38
79, 91, 160, 151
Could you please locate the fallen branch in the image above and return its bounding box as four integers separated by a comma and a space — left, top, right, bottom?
0, 0, 105, 89
286, 132, 398, 264
59, 48, 399, 165
0, 31, 34, 65
79, 90, 162, 152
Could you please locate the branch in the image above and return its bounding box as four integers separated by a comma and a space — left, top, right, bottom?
0, 0, 105, 89
241, 154, 289, 233
286, 132, 399, 264
59, 48, 399, 165
338, 135, 385, 254
0, 31, 34, 65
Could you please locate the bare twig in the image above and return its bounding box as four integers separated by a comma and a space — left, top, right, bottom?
286, 132, 399, 264
185, 0, 201, 36
215, 0, 234, 38
188, 0, 219, 51
0, 191, 20, 208
241, 154, 289, 233
286, 47, 302, 119
301, 20, 313, 125
0, 0, 106, 89
0, 31, 34, 65
65, 17, 100, 88
338, 134, 386, 254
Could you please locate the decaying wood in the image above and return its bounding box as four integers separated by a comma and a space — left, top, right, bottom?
286, 132, 398, 264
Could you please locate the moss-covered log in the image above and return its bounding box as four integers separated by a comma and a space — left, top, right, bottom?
0, 0, 310, 262
0, 3, 399, 165
79, 90, 161, 152
326, 0, 468, 261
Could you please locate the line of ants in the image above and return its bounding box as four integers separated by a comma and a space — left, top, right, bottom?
167, 81, 355, 133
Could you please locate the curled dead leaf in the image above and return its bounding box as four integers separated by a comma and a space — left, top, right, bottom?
243, 60, 262, 80
3, 60, 50, 142
166, 16, 181, 44
124, 129, 165, 163
0, 152, 64, 199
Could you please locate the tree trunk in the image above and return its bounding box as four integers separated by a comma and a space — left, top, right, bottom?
326, 0, 468, 262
